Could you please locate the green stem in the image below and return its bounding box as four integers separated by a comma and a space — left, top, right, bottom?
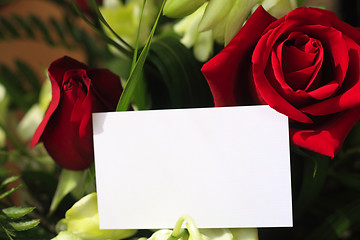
70, 0, 133, 58
0, 122, 32, 158
89, 0, 134, 52
170, 215, 201, 240
131, 0, 147, 70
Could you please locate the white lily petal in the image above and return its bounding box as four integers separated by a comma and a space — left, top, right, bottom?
65, 193, 136, 240
194, 30, 213, 62
198, 0, 235, 32
175, 3, 207, 48
231, 228, 259, 240
224, 0, 260, 45
163, 0, 207, 18
51, 231, 83, 240
264, 0, 297, 18
212, 17, 227, 43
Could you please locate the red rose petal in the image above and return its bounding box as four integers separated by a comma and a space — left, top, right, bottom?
201, 6, 276, 107
31, 56, 122, 170
88, 69, 123, 110
41, 88, 93, 170
301, 37, 360, 115
291, 107, 360, 157
253, 27, 313, 123
30, 70, 61, 148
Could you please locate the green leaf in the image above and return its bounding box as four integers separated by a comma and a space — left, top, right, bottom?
70, 0, 132, 58
29, 15, 54, 45
0, 65, 30, 110
11, 15, 35, 38
116, 0, 166, 111
50, 17, 70, 48
146, 35, 213, 109
1, 224, 15, 240
329, 172, 360, 191
8, 219, 40, 231
293, 147, 330, 219
49, 169, 85, 215
307, 198, 360, 240
15, 60, 41, 92
0, 176, 19, 189
2, 207, 35, 219
0, 17, 20, 38
0, 185, 22, 201
89, 0, 133, 53
131, 0, 146, 68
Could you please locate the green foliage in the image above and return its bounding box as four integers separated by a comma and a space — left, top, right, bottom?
116, 0, 166, 111
147, 34, 213, 109
8, 220, 40, 231
0, 173, 40, 240
3, 207, 36, 219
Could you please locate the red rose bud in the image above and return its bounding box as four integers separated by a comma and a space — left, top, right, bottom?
202, 6, 360, 157
74, 0, 103, 13
31, 56, 122, 170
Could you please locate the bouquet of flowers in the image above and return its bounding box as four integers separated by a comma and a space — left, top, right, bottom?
1, 0, 360, 239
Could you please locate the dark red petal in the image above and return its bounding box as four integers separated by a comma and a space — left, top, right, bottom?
252, 27, 313, 123
30, 71, 61, 148
291, 107, 360, 157
201, 6, 276, 107
301, 37, 360, 115
42, 88, 93, 170
294, 25, 349, 91
48, 56, 88, 86
77, 92, 93, 138
87, 69, 123, 110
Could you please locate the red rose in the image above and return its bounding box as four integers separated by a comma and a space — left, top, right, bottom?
31, 56, 122, 170
74, 0, 103, 12
202, 6, 360, 157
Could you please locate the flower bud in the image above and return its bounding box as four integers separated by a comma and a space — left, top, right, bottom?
53, 193, 137, 240
262, 0, 297, 18
198, 0, 235, 32
163, 0, 206, 18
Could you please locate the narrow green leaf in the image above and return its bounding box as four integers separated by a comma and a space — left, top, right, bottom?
64, 16, 82, 43
293, 147, 330, 219
0, 67, 29, 110
89, 0, 133, 52
50, 17, 70, 47
0, 17, 20, 38
307, 198, 360, 240
116, 0, 166, 111
0, 64, 26, 94
0, 176, 19, 189
0, 185, 22, 201
12, 15, 35, 38
131, 0, 146, 68
2, 207, 35, 219
9, 219, 40, 231
70, 0, 132, 58
15, 60, 41, 92
1, 224, 15, 240
147, 35, 213, 109
49, 169, 85, 215
29, 15, 54, 45
329, 172, 360, 191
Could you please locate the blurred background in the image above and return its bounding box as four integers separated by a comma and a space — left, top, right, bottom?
0, 0, 353, 82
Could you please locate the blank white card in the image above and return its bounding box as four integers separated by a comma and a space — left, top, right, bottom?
93, 106, 292, 229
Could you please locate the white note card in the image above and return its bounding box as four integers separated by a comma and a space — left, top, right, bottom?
93, 106, 292, 229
